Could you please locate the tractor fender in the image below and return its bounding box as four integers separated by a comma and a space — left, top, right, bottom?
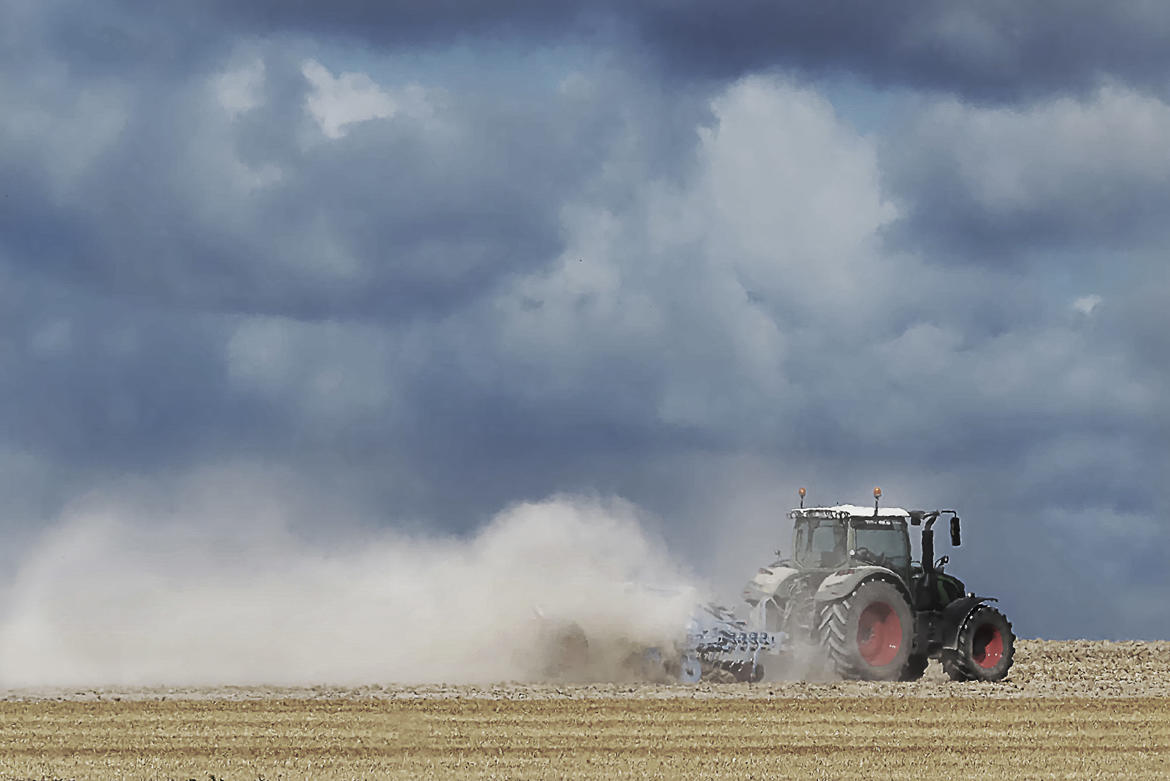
813, 567, 909, 604
743, 564, 800, 605
940, 596, 999, 650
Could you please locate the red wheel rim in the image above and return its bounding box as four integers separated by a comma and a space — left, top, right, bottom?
972, 623, 1004, 669
857, 602, 902, 666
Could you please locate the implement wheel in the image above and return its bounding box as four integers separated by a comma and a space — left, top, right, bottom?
820, 580, 913, 681
942, 604, 1015, 682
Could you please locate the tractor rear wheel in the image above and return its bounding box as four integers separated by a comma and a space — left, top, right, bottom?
820, 580, 913, 681
942, 605, 1015, 682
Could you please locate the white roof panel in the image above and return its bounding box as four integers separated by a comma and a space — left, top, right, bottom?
792, 504, 910, 518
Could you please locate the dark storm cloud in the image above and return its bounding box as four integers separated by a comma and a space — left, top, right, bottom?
0, 49, 661, 322
632, 1, 1170, 100
0, 25, 712, 486
128, 0, 1170, 101
0, 272, 269, 470
210, 0, 574, 41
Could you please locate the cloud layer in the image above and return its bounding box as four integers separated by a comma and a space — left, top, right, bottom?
0, 0, 1167, 646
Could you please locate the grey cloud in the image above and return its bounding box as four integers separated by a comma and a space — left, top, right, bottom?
1, 50, 688, 323
0, 40, 716, 503
621, 1, 1170, 101
90, 0, 1170, 102
882, 87, 1170, 260
0, 274, 249, 469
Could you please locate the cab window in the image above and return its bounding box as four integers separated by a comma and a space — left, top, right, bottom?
851, 522, 910, 571
795, 519, 847, 568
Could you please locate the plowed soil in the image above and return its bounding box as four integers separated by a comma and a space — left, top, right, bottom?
1, 641, 1167, 779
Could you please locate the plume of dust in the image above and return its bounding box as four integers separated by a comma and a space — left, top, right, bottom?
0, 493, 701, 688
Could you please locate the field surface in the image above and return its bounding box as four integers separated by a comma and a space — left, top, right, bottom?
1, 641, 1168, 779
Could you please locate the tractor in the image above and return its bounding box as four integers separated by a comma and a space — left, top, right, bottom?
743, 488, 1015, 681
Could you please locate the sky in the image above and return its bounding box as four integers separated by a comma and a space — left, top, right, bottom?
1, 0, 1168, 642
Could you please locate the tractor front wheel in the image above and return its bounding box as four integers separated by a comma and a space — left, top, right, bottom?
942, 604, 1015, 682
820, 580, 913, 681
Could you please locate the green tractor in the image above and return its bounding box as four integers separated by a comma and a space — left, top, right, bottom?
743, 488, 1015, 681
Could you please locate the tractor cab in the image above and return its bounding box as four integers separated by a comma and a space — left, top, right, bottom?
790, 505, 912, 581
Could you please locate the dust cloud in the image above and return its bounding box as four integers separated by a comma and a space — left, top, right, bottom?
0, 491, 700, 687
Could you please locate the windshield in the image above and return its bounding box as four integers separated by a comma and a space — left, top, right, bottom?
850, 521, 910, 571
794, 519, 847, 569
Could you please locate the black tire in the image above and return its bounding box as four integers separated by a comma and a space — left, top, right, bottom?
940, 654, 969, 682
738, 661, 765, 683
942, 605, 1015, 682
819, 580, 914, 681
900, 653, 929, 681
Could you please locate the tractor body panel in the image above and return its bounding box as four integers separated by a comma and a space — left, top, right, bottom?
814, 566, 902, 602
743, 563, 800, 605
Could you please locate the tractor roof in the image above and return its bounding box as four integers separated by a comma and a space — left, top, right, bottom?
789, 504, 910, 520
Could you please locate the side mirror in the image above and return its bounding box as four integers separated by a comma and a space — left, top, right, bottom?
950, 516, 962, 547
909, 510, 924, 526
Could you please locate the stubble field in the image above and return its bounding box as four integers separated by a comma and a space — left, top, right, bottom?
1, 640, 1167, 779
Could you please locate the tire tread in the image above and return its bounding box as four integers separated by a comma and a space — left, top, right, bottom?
820, 599, 860, 679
